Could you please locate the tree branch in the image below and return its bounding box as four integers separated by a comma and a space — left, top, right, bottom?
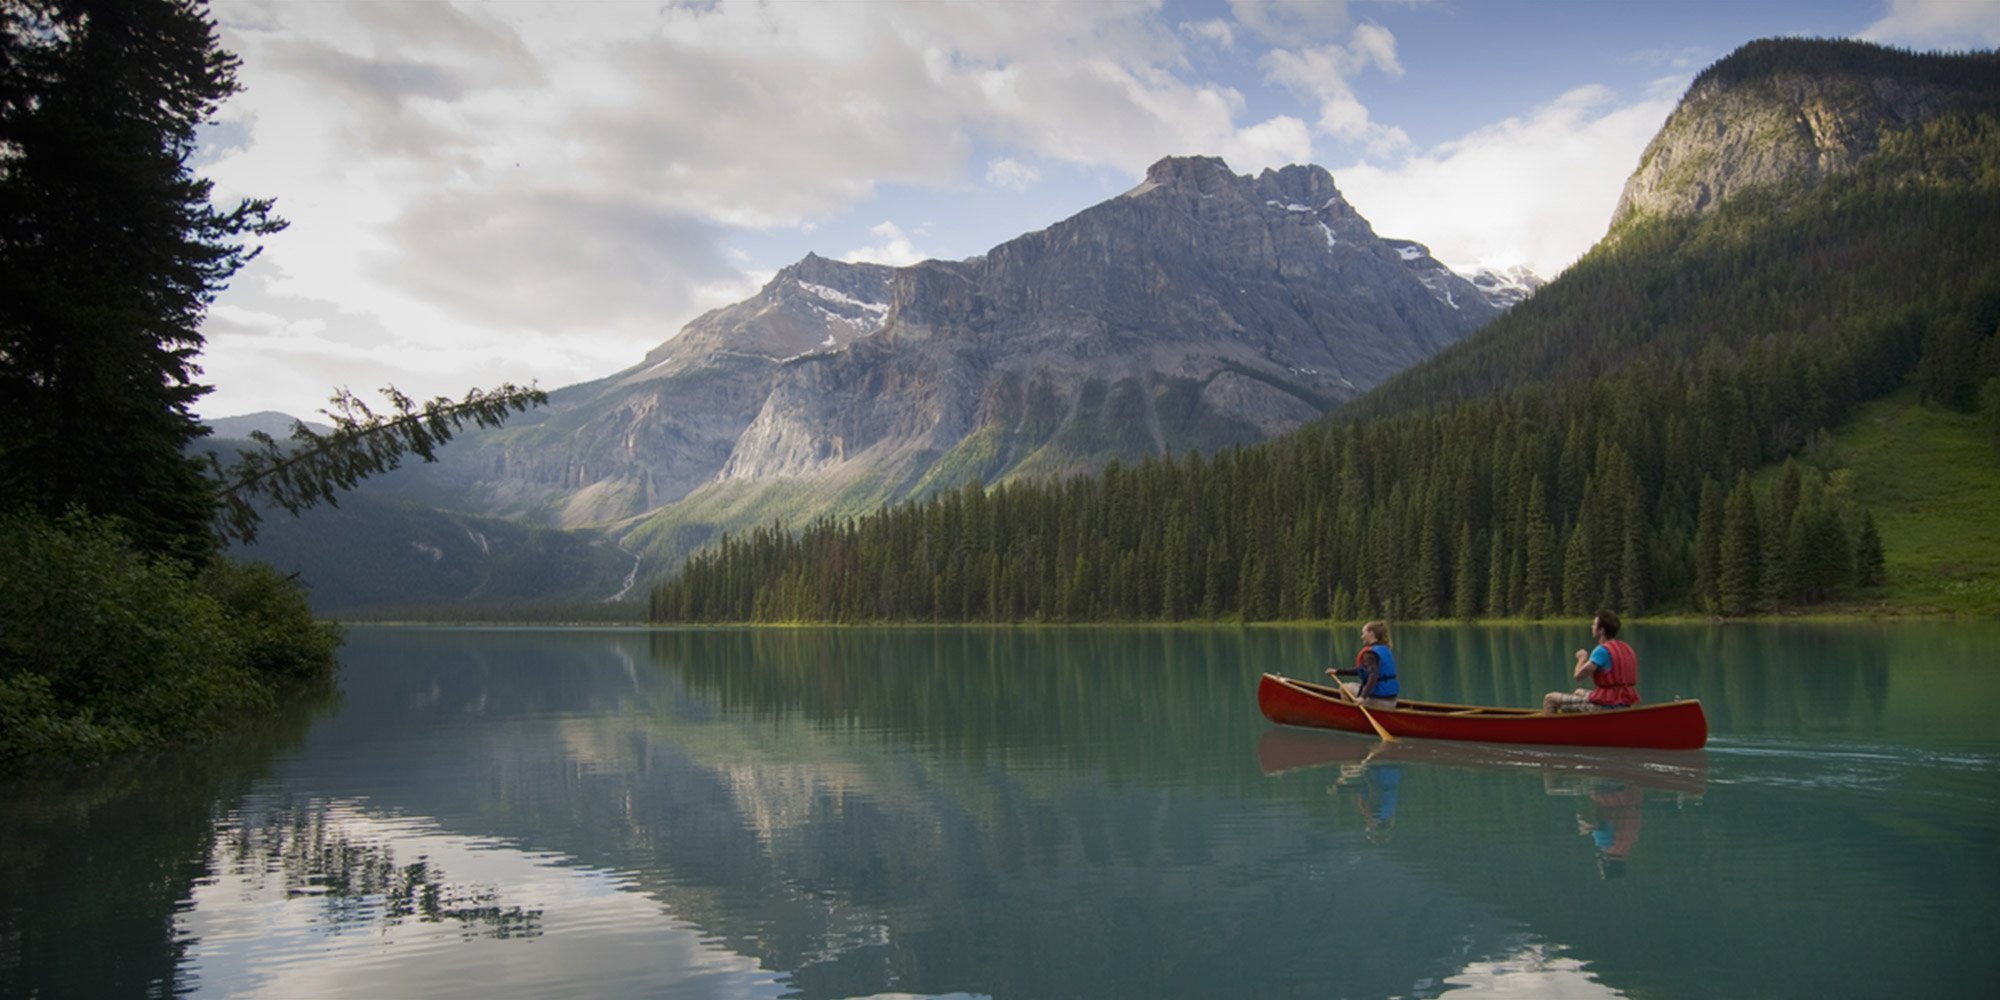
208, 383, 547, 544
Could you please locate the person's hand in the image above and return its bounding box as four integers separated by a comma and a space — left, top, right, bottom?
1575, 648, 1589, 664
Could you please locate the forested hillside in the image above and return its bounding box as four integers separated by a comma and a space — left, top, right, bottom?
647, 40, 2000, 625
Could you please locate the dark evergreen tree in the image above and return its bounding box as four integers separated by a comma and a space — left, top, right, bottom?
1561, 519, 1595, 616
1692, 477, 1724, 612
0, 0, 285, 561
1452, 521, 1479, 619
1718, 474, 1762, 616
1855, 510, 1887, 587
1522, 478, 1556, 619
1620, 489, 1649, 615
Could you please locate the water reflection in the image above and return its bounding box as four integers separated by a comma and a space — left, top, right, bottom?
1334, 761, 1401, 842
1566, 779, 1643, 880
1258, 727, 1710, 885
215, 798, 544, 937
4, 624, 1994, 999
0, 686, 336, 999
1256, 727, 1710, 798
178, 798, 798, 1000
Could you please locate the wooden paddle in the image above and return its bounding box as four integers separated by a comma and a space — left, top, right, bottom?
1326, 668, 1395, 742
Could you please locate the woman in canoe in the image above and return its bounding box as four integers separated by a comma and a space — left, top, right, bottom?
1326, 620, 1399, 710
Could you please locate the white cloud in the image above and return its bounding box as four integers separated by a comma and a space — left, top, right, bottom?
986, 157, 1042, 191
205, 0, 1892, 420
842, 222, 931, 267
1221, 115, 1317, 173
195, 0, 1360, 418
1229, 0, 1353, 42
1260, 24, 1409, 156
1334, 82, 1682, 280
1859, 0, 2000, 49
1180, 18, 1237, 49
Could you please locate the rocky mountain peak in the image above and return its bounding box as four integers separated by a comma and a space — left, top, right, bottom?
407, 153, 1525, 547
1610, 38, 2000, 229
1134, 154, 1237, 196
627, 253, 896, 379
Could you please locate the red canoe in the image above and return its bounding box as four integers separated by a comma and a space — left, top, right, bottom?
1257, 673, 1709, 750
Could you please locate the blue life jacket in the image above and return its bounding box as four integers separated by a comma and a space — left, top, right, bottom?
1354, 643, 1400, 699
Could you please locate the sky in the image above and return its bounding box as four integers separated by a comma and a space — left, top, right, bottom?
191, 0, 2000, 420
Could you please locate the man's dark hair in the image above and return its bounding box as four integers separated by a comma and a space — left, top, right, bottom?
1593, 610, 1622, 638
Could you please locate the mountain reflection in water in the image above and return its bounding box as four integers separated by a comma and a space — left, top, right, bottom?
1, 623, 1993, 999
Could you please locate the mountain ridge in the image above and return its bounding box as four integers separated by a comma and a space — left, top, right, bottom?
1611, 37, 2000, 231
230, 155, 1535, 610
644, 36, 2000, 624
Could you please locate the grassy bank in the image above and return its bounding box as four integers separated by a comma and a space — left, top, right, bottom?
1821, 388, 2000, 617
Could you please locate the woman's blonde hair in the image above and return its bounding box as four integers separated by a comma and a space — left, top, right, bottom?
1362, 620, 1390, 645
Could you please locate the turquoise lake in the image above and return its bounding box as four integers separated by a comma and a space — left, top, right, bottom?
3, 623, 1996, 998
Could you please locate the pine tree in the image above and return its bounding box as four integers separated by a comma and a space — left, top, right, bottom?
0, 0, 285, 561
1718, 474, 1762, 616
1415, 515, 1443, 619
1452, 521, 1479, 619
1855, 511, 1887, 587
1619, 506, 1648, 616
1484, 526, 1507, 616
1692, 477, 1724, 612
1562, 519, 1596, 615
1522, 478, 1556, 619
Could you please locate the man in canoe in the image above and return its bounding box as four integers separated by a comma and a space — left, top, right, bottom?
1326, 619, 1400, 710
1542, 609, 1640, 713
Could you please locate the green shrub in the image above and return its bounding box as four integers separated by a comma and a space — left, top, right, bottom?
0, 510, 339, 770
199, 560, 342, 682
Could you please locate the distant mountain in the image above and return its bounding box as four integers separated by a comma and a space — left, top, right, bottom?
1465, 266, 1545, 310
338, 156, 1528, 572
1611, 38, 2000, 231
230, 157, 1537, 610
204, 412, 330, 440
201, 431, 636, 616
647, 37, 2000, 625
1350, 37, 2000, 421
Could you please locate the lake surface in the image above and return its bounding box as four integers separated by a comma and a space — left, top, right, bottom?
3, 623, 1997, 998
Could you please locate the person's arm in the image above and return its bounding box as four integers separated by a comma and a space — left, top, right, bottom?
1573, 646, 1611, 683
1357, 649, 1381, 697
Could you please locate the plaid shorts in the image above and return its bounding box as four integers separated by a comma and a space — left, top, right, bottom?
1551, 690, 1609, 712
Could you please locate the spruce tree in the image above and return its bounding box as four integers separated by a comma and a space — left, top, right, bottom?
1855, 511, 1887, 587
1484, 526, 1507, 616
0, 0, 285, 561
1692, 477, 1724, 612
1718, 474, 1762, 616
1522, 478, 1556, 619
1452, 521, 1479, 619
1562, 519, 1595, 615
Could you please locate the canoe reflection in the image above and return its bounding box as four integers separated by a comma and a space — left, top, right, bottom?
1259, 728, 1706, 875
1255, 726, 1708, 796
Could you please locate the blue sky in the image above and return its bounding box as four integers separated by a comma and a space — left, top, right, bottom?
194, 0, 2000, 419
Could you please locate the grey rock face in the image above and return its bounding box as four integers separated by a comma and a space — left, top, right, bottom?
430, 155, 1514, 540
1610, 40, 1997, 230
